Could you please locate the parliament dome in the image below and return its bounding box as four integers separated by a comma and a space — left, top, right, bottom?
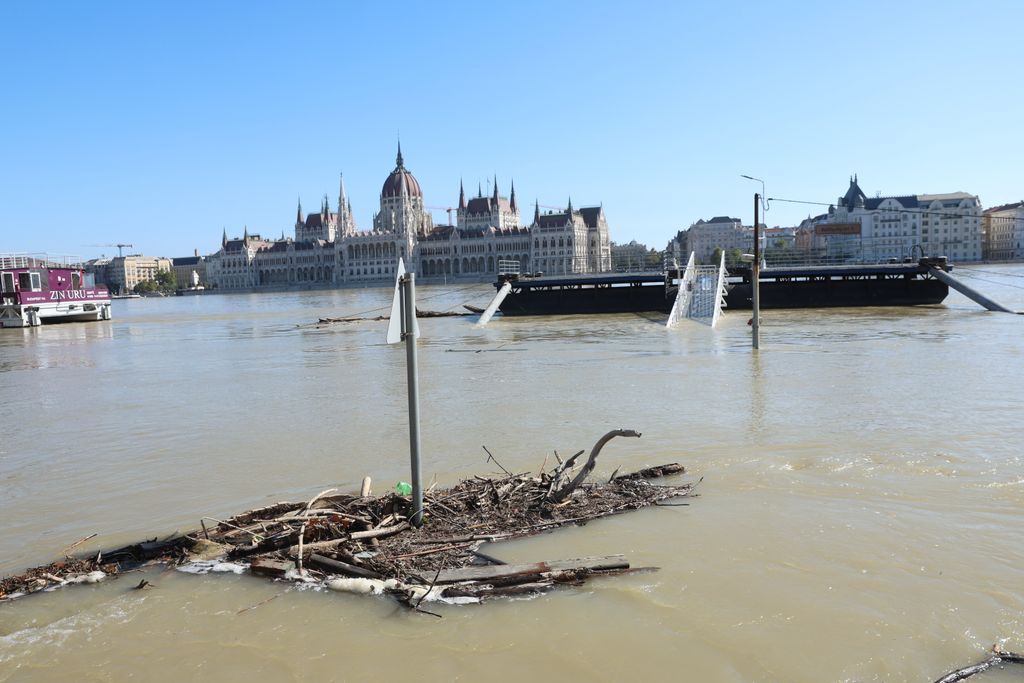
381, 143, 422, 198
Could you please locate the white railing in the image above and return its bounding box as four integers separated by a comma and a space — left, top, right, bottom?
0, 255, 32, 269
666, 252, 696, 327
610, 253, 664, 273
667, 252, 727, 328
759, 238, 945, 268
497, 259, 521, 276
0, 253, 84, 269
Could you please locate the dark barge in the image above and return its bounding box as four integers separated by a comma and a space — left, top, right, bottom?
495, 272, 677, 316
723, 257, 951, 310
488, 257, 952, 317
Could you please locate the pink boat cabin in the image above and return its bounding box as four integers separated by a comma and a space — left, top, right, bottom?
1, 254, 112, 328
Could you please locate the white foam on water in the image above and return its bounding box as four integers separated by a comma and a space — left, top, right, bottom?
985, 477, 1024, 489
176, 560, 248, 575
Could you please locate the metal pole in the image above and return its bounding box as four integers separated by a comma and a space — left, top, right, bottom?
402, 273, 424, 527
752, 193, 760, 350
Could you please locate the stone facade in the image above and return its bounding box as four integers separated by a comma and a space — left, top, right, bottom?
90, 255, 172, 294
171, 254, 207, 288
983, 202, 1024, 261
206, 145, 612, 290
529, 199, 612, 275
673, 216, 751, 264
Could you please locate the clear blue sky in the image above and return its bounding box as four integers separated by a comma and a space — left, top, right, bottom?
2, 1, 1022, 259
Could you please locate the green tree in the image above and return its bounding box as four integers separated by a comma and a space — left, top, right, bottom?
133, 279, 156, 294
154, 269, 177, 292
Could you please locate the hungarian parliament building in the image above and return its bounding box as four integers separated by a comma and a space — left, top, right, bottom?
206, 145, 612, 289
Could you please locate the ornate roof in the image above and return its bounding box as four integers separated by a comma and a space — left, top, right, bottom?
381, 142, 423, 199
465, 196, 512, 214
864, 195, 918, 210
578, 207, 604, 228
535, 212, 571, 228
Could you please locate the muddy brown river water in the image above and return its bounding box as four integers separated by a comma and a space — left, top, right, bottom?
2, 266, 1023, 682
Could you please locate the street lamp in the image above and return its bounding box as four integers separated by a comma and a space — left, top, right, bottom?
740, 175, 766, 350
740, 175, 769, 258
740, 174, 765, 198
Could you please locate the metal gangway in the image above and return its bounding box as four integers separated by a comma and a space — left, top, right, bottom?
666, 252, 728, 328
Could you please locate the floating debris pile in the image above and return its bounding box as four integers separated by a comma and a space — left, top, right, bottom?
2, 430, 696, 607
316, 308, 472, 325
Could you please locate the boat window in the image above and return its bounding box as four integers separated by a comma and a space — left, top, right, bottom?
1, 272, 14, 293
72, 272, 82, 289
19, 272, 32, 289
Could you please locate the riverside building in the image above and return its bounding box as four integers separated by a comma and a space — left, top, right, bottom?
86, 255, 173, 295
680, 216, 749, 263
982, 201, 1024, 261
808, 176, 983, 262
206, 145, 611, 290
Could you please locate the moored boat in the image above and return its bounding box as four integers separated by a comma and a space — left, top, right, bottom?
485, 257, 953, 318
723, 257, 951, 309
1, 254, 112, 328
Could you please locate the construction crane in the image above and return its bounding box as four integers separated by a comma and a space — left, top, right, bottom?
425, 206, 458, 225
86, 243, 134, 257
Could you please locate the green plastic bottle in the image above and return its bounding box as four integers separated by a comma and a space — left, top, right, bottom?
395, 481, 412, 495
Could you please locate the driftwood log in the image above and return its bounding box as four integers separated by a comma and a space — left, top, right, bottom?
932, 647, 1024, 682
549, 429, 641, 503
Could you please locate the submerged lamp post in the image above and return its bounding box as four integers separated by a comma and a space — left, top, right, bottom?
386, 259, 423, 527
740, 175, 766, 350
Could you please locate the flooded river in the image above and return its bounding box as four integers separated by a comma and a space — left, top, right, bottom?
2, 265, 1024, 682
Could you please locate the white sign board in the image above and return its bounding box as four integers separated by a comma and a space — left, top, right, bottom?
386, 258, 419, 344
